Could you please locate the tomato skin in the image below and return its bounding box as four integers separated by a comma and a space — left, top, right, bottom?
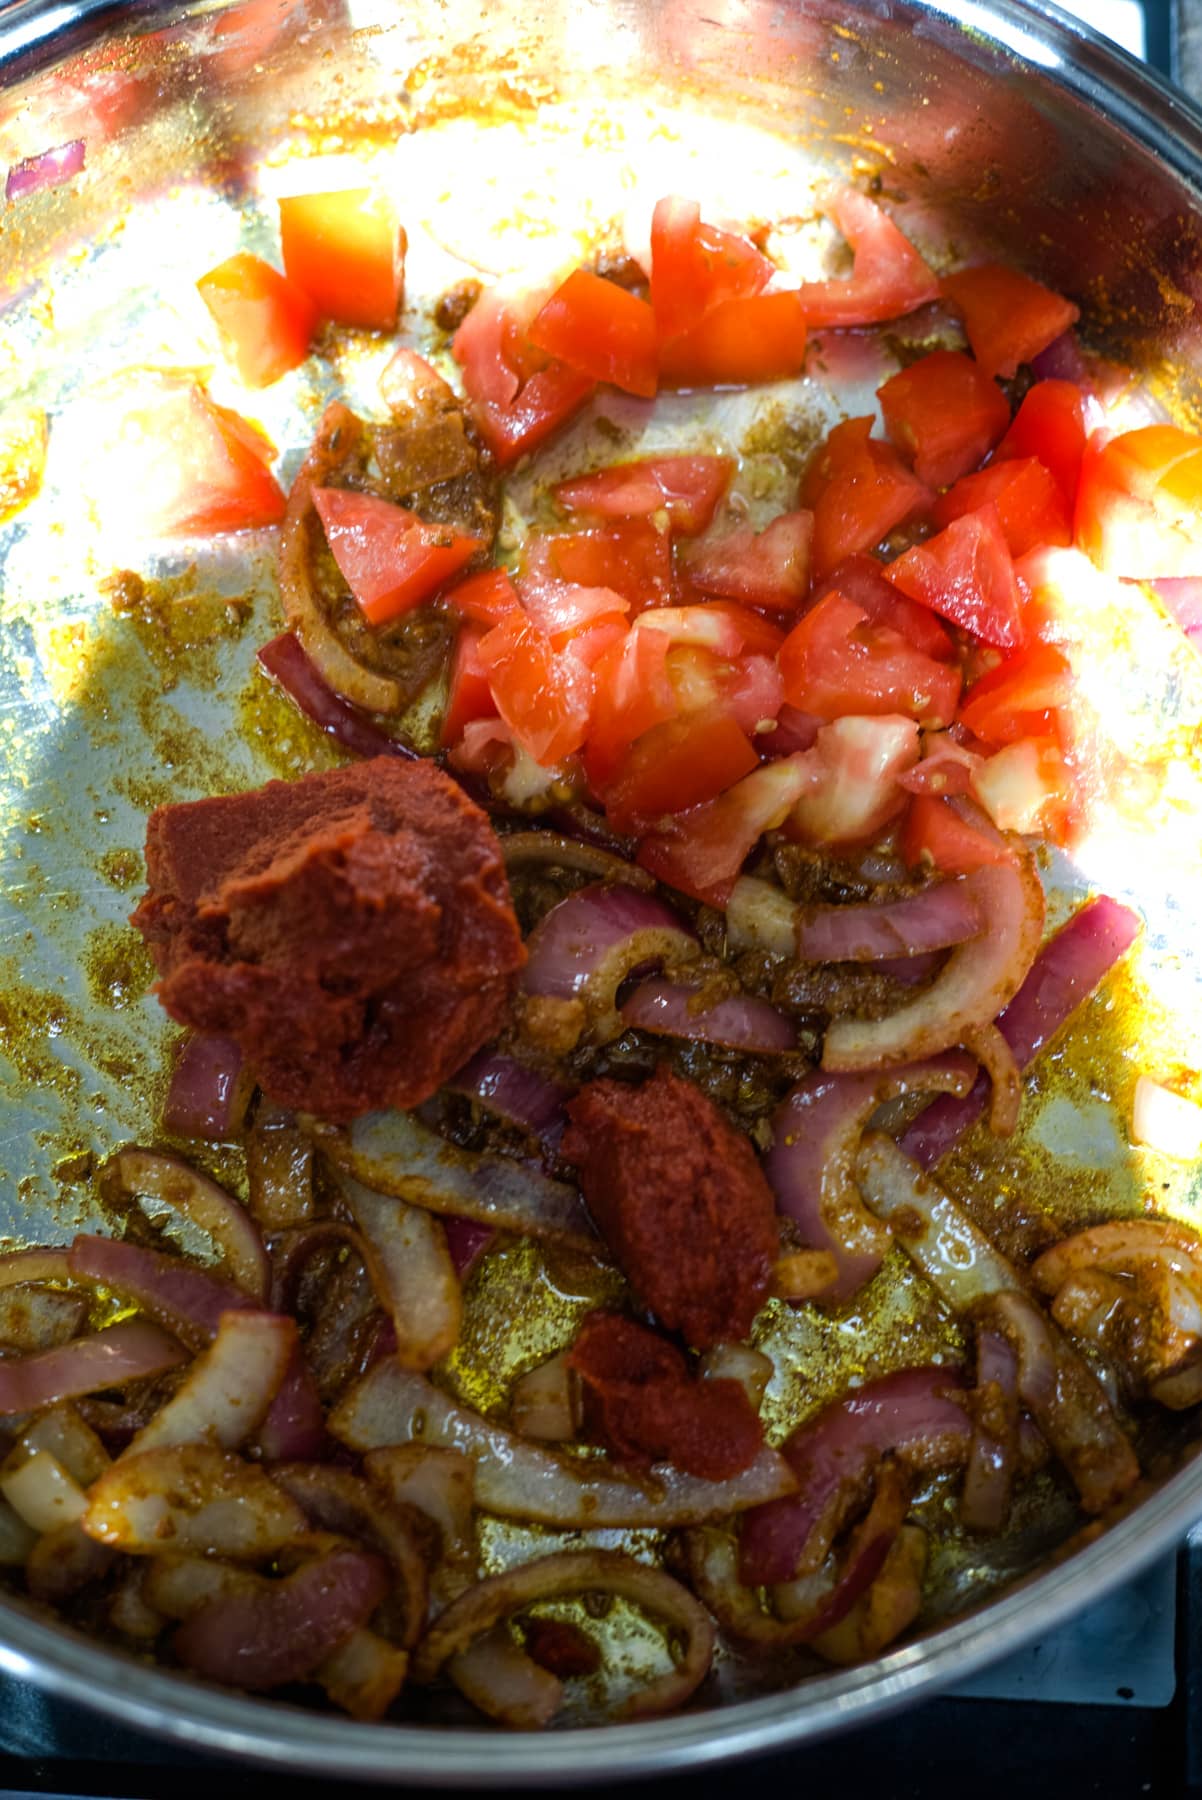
793, 189, 940, 328
311, 487, 481, 627
1074, 424, 1202, 579
104, 374, 286, 536
528, 269, 659, 399
901, 794, 1013, 874
941, 262, 1080, 381
994, 379, 1088, 510
788, 713, 920, 848
877, 350, 1010, 488
816, 554, 954, 660
441, 625, 497, 747
196, 252, 317, 387
778, 590, 961, 726
523, 519, 674, 611
885, 506, 1026, 649
453, 288, 594, 468
649, 196, 774, 340
686, 510, 812, 613
636, 754, 817, 905
658, 291, 808, 388
476, 611, 593, 764
801, 416, 933, 579
555, 455, 733, 535
278, 188, 405, 331
446, 567, 522, 627
602, 706, 759, 832
958, 641, 1073, 746
933, 457, 1071, 559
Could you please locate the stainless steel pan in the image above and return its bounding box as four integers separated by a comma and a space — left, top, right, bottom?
2, 0, 1202, 1779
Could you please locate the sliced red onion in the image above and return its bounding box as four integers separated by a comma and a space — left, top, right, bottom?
449, 1628, 564, 1729
872, 950, 945, 987
0, 1451, 90, 1535
110, 1148, 269, 1302
162, 1034, 250, 1141
738, 1366, 969, 1588
961, 1329, 1019, 1534
127, 1311, 296, 1457
270, 1462, 428, 1649
725, 876, 799, 957
0, 1249, 71, 1290
446, 1050, 569, 1146
173, 1547, 390, 1691
0, 1285, 88, 1353
900, 895, 1142, 1167
499, 829, 655, 889
765, 1053, 978, 1303
793, 881, 983, 963
68, 1234, 250, 1350
620, 979, 796, 1052
257, 632, 418, 762
811, 1521, 928, 1665
0, 1320, 186, 1418
336, 1174, 462, 1371
1030, 330, 1090, 386
768, 1459, 912, 1640
268, 1220, 366, 1317
6, 139, 85, 202
246, 1101, 317, 1230
256, 1349, 327, 1463
522, 884, 698, 1044
442, 1217, 495, 1278
315, 1627, 411, 1721
84, 1443, 307, 1558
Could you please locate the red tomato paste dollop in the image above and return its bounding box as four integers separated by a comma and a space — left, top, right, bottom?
562, 1067, 778, 1348
132, 757, 524, 1121
568, 1312, 764, 1480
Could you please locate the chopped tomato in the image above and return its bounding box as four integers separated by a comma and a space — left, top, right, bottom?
933, 458, 1072, 558
1074, 424, 1202, 579
793, 189, 940, 328
885, 507, 1025, 649
801, 416, 932, 578
453, 288, 594, 468
877, 350, 1010, 488
970, 735, 1076, 842
901, 793, 1013, 874
104, 374, 286, 536
440, 626, 497, 747
278, 188, 405, 331
686, 510, 812, 612
446, 567, 522, 627
555, 455, 733, 535
634, 603, 750, 659
602, 705, 759, 832
649, 196, 773, 340
941, 263, 1080, 381
476, 611, 593, 764
527, 269, 658, 399
788, 713, 920, 847
584, 626, 678, 787
958, 641, 1074, 746
196, 252, 317, 388
815, 554, 954, 660
565, 616, 628, 670
517, 577, 630, 649
778, 590, 960, 726
523, 518, 674, 611
994, 379, 1088, 510
658, 291, 808, 388
311, 487, 481, 627
636, 754, 818, 904
723, 654, 785, 737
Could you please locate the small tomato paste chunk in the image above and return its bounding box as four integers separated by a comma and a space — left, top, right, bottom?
521, 1617, 603, 1679
132, 757, 524, 1121
568, 1312, 764, 1479
562, 1068, 777, 1348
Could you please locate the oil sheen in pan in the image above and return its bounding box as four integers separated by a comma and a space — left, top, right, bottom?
1, 96, 1201, 1718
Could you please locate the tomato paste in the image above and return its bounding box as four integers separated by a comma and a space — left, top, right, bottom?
132, 756, 524, 1121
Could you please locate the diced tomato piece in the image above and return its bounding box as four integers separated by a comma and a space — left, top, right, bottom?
649, 196, 774, 340
633, 604, 747, 659
278, 188, 405, 331
584, 626, 679, 786
686, 510, 812, 612
440, 625, 497, 747
958, 641, 1074, 747
311, 487, 481, 627
1074, 424, 1202, 579
602, 705, 759, 833
779, 590, 960, 726
566, 617, 628, 671
793, 189, 940, 328
901, 794, 1013, 874
196, 252, 317, 388
102, 374, 286, 536
815, 554, 954, 660
527, 269, 658, 399
994, 379, 1088, 510
801, 416, 933, 578
477, 611, 593, 765
446, 567, 522, 627
658, 291, 808, 388
941, 263, 1080, 381
523, 518, 674, 611
970, 735, 1077, 843
636, 754, 818, 905
555, 455, 733, 535
885, 507, 1025, 649
517, 578, 630, 649
933, 457, 1072, 558
788, 713, 920, 848
877, 350, 1010, 488
723, 653, 785, 737
453, 288, 595, 469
